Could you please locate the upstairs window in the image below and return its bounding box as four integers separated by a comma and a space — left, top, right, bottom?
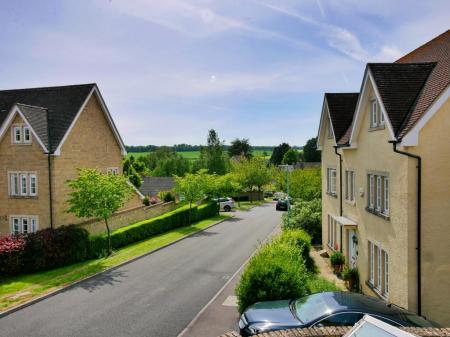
327, 118, 333, 138
9, 172, 38, 197
370, 99, 385, 128
367, 173, 389, 217
345, 170, 355, 202
12, 125, 32, 144
327, 168, 337, 196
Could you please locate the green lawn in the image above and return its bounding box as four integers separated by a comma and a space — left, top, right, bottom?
0, 214, 229, 312
127, 150, 272, 160
235, 200, 268, 211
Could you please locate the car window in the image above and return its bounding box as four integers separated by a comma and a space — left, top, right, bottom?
313, 313, 364, 327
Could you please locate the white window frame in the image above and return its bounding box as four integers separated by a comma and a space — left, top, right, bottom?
384, 250, 389, 296
383, 178, 389, 215
29, 173, 37, 196
345, 170, 355, 202
328, 215, 332, 247
20, 173, 28, 196
368, 240, 389, 298
23, 126, 31, 143
369, 175, 374, 208
10, 172, 19, 196
370, 99, 378, 127
376, 176, 382, 211
327, 118, 333, 138
369, 241, 374, 285
327, 168, 337, 195
13, 126, 22, 143
376, 245, 382, 290
10, 216, 38, 234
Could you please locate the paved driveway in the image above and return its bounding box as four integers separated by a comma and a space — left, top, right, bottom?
0, 203, 281, 337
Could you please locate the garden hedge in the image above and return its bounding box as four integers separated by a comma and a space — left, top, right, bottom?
0, 202, 217, 275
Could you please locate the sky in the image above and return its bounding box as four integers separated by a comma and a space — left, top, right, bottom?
0, 1, 449, 146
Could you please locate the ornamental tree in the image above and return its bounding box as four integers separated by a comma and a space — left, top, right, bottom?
67, 168, 133, 255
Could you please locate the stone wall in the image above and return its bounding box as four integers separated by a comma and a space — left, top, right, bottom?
78, 201, 176, 235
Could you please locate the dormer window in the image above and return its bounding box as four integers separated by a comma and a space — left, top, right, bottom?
370, 99, 384, 129
12, 125, 32, 144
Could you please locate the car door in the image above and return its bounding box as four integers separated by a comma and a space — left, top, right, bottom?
312, 312, 364, 327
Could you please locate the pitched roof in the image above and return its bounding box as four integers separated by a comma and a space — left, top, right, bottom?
368, 63, 436, 135
139, 176, 176, 197
395, 29, 450, 138
0, 84, 95, 152
324, 93, 359, 145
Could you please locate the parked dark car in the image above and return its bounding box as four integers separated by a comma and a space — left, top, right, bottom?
238, 292, 438, 336
275, 199, 289, 211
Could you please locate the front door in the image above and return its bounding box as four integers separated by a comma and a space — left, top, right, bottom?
348, 229, 358, 268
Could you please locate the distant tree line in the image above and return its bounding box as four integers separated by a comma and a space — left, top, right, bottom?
125, 144, 285, 153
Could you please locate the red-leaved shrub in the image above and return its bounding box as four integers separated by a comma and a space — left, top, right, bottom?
0, 235, 27, 274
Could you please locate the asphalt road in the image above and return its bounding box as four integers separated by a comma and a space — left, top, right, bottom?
0, 203, 281, 337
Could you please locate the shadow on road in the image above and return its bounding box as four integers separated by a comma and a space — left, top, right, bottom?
73, 269, 128, 293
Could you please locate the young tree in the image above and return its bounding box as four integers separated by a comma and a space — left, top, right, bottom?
282, 148, 299, 165
204, 129, 228, 174
232, 157, 274, 194
67, 168, 133, 255
228, 138, 252, 158
302, 137, 321, 162
270, 143, 291, 165
174, 169, 209, 224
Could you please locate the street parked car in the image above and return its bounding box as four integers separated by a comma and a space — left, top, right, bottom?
272, 192, 285, 201
213, 197, 235, 212
275, 199, 289, 211
238, 292, 438, 336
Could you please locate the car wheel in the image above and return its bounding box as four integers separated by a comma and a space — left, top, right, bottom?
224, 205, 231, 212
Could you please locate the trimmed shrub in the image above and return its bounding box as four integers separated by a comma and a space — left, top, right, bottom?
0, 235, 27, 274
158, 190, 176, 203
330, 251, 345, 266
236, 240, 308, 313
88, 202, 217, 258
282, 198, 321, 244
143, 196, 150, 206
0, 226, 90, 275
276, 229, 314, 272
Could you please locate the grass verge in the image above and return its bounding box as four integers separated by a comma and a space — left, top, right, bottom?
0, 214, 229, 312
235, 200, 267, 211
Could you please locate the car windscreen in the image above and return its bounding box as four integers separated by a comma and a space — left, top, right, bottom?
294, 294, 336, 324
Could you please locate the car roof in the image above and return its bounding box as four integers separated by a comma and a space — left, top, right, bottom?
316, 292, 413, 316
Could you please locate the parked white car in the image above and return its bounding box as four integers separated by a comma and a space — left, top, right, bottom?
214, 197, 235, 212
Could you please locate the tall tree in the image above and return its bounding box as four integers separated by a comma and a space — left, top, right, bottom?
67, 169, 133, 255
199, 129, 228, 174
228, 138, 252, 158
282, 148, 299, 165
302, 137, 321, 162
270, 143, 291, 165
232, 157, 274, 193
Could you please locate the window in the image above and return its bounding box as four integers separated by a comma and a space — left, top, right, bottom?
345, 170, 355, 202
29, 174, 37, 196
13, 126, 22, 143
370, 99, 385, 128
23, 126, 31, 143
9, 172, 38, 197
327, 215, 339, 250
107, 167, 119, 175
314, 313, 364, 327
10, 216, 38, 234
327, 168, 337, 195
368, 240, 389, 297
367, 173, 389, 216
10, 173, 19, 196
12, 125, 32, 144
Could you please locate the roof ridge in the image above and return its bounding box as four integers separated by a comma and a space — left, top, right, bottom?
368, 62, 437, 66
0, 83, 96, 92
396, 29, 450, 63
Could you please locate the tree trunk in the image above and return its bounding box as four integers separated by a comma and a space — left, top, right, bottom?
105, 217, 112, 256
189, 201, 192, 225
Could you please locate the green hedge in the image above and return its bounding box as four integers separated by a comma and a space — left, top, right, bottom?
88, 202, 217, 258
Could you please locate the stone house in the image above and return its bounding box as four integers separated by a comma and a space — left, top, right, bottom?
317, 30, 450, 324
0, 83, 142, 235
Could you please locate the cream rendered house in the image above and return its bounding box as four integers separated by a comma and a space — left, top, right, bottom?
317, 31, 450, 325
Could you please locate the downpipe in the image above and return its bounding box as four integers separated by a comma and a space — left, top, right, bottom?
334, 146, 343, 253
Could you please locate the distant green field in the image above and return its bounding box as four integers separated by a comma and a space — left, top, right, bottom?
127, 150, 272, 160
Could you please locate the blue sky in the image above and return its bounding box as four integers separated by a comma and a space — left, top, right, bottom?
0, 1, 449, 146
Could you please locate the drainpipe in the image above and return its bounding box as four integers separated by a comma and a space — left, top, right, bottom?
46, 110, 54, 229
334, 146, 343, 253
389, 140, 421, 316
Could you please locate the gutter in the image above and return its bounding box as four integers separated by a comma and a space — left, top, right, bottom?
334, 146, 343, 253
389, 140, 422, 316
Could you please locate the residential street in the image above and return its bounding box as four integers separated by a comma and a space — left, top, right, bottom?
0, 203, 281, 337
